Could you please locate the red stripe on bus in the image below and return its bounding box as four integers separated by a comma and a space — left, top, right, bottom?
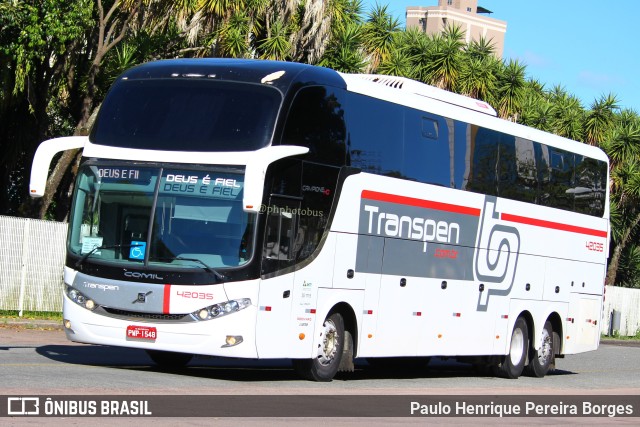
501, 213, 607, 238
163, 284, 171, 314
361, 190, 481, 217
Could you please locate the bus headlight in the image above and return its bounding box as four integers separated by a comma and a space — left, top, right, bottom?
192, 298, 251, 321
65, 286, 97, 311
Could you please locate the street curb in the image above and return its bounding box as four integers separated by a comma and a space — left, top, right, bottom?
600, 338, 640, 347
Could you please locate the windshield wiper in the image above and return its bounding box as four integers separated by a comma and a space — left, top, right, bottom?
153, 256, 226, 282
75, 243, 143, 268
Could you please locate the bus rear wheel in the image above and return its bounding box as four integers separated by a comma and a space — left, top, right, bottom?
495, 316, 528, 379
146, 350, 193, 368
524, 321, 554, 378
292, 312, 344, 382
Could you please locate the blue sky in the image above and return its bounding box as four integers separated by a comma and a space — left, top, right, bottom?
362, 1, 639, 112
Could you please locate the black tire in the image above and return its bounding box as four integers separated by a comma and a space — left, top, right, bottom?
524, 320, 554, 378
495, 316, 528, 379
146, 349, 193, 368
292, 312, 344, 382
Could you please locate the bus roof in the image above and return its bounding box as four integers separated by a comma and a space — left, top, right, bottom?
116, 58, 346, 95
114, 59, 607, 164
340, 72, 608, 163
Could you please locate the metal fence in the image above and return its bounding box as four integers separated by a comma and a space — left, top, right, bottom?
0, 215, 67, 314
602, 285, 640, 336
1, 215, 639, 335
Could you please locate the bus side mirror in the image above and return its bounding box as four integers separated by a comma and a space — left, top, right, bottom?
243, 145, 308, 213
29, 136, 87, 197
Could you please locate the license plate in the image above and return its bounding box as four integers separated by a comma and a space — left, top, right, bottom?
126, 325, 157, 341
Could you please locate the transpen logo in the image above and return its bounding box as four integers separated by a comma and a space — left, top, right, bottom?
474, 196, 520, 312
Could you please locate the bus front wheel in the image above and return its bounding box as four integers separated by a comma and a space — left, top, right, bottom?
495, 316, 528, 379
292, 312, 344, 382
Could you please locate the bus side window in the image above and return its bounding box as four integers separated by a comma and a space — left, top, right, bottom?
262, 197, 300, 274
280, 86, 347, 166
402, 110, 450, 186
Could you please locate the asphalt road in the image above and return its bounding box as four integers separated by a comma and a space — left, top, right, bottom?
1, 323, 639, 425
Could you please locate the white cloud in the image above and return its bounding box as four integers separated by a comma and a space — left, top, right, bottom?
577, 71, 624, 88
517, 50, 551, 67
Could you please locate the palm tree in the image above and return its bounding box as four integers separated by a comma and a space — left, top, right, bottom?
319, 22, 367, 73
258, 18, 292, 60
361, 4, 400, 73
261, 0, 365, 64
601, 111, 640, 286
423, 25, 465, 91
495, 59, 527, 121
377, 43, 413, 77
550, 93, 584, 141
393, 27, 433, 81
584, 93, 619, 146
455, 53, 500, 102
216, 10, 251, 57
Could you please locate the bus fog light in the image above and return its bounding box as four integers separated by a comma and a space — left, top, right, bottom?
64, 319, 72, 329
222, 335, 243, 347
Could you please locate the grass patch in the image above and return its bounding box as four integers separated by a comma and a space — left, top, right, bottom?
601, 330, 640, 340
0, 310, 62, 321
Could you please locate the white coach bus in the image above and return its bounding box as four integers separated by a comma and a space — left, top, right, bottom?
30, 59, 609, 381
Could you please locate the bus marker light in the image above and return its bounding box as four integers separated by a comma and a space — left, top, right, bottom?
368, 334, 373, 338
413, 312, 421, 316
305, 309, 316, 314
438, 334, 442, 338
299, 333, 305, 340
223, 335, 243, 347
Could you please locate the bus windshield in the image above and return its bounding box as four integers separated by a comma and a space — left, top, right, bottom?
69, 163, 255, 271
90, 78, 281, 151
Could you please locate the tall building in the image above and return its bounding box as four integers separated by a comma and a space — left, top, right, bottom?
406, 1, 507, 57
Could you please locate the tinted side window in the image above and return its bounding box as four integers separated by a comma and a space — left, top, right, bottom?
574, 156, 607, 216
467, 127, 500, 196
281, 87, 347, 166
346, 93, 404, 177
403, 110, 450, 186
540, 147, 574, 210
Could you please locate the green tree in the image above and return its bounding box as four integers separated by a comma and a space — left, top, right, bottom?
319, 22, 367, 73
361, 4, 400, 73
0, 0, 93, 217
584, 93, 619, 146
423, 25, 465, 91
601, 110, 640, 286
456, 38, 500, 102
495, 59, 526, 121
